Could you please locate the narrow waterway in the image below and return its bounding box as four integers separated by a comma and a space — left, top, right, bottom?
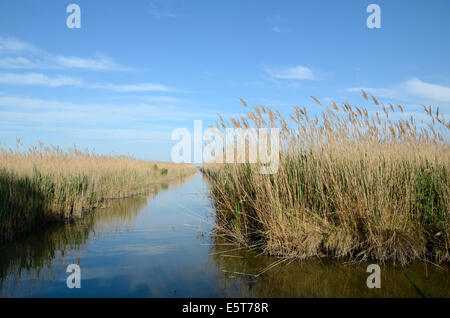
0, 172, 448, 297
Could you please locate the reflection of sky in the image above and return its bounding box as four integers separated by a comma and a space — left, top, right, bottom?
2, 173, 222, 297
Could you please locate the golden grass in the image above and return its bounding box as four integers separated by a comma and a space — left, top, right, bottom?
0, 142, 197, 242
202, 91, 450, 265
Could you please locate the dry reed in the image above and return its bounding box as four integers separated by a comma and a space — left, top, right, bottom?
0, 142, 197, 242
203, 91, 450, 265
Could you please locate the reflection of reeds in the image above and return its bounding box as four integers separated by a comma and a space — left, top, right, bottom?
203, 91, 450, 265
0, 142, 197, 242
0, 191, 151, 297
210, 237, 449, 297
0, 174, 196, 297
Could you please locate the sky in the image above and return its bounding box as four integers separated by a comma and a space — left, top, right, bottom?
0, 0, 449, 161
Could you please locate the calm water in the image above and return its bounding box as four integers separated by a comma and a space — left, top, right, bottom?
0, 172, 448, 297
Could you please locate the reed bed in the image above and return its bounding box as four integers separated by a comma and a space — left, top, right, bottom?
203, 91, 450, 265
0, 142, 197, 242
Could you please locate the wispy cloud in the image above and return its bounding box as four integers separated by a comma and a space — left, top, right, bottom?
101, 83, 175, 92
0, 95, 216, 123
402, 78, 450, 103
138, 96, 189, 103
0, 57, 35, 69
348, 78, 450, 105
0, 37, 38, 54
53, 54, 131, 71
148, 0, 178, 18
0, 37, 133, 71
0, 72, 175, 92
0, 94, 217, 145
0, 72, 83, 87
265, 65, 316, 80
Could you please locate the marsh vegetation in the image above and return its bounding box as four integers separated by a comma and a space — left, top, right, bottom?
203, 92, 450, 265
0, 142, 197, 242
0, 172, 447, 297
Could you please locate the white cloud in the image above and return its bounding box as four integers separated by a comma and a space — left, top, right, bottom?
139, 96, 188, 103
0, 37, 179, 93
0, 94, 218, 147
402, 78, 450, 103
0, 37, 132, 71
102, 83, 175, 92
0, 72, 175, 92
0, 37, 38, 54
53, 54, 131, 71
348, 86, 403, 100
0, 57, 35, 68
348, 78, 450, 105
266, 65, 316, 80
0, 72, 83, 87
0, 95, 216, 123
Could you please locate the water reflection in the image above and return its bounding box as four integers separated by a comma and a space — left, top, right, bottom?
0, 174, 195, 297
210, 237, 449, 298
0, 171, 448, 298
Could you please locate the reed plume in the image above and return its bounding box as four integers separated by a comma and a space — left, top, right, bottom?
203, 93, 449, 265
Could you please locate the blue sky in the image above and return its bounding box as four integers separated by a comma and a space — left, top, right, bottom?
0, 0, 449, 161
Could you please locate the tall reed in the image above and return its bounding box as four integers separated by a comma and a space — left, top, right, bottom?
203, 92, 450, 265
0, 142, 197, 242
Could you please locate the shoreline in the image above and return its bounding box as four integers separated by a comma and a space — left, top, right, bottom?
0, 151, 197, 243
